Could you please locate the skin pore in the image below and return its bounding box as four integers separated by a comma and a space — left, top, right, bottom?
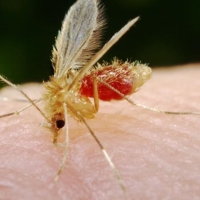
0, 64, 200, 200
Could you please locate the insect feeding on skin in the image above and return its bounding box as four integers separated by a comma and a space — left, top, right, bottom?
0, 0, 200, 196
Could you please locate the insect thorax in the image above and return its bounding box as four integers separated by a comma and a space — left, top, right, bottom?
43, 76, 96, 130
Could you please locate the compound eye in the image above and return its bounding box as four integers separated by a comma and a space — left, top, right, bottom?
56, 120, 65, 129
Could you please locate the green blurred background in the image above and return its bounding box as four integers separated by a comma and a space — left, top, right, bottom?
0, 0, 200, 84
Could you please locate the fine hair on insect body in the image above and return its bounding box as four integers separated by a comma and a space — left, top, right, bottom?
0, 0, 200, 198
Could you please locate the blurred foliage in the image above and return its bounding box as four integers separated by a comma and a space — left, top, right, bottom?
0, 0, 200, 84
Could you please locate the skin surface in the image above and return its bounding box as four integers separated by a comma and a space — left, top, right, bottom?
0, 64, 200, 200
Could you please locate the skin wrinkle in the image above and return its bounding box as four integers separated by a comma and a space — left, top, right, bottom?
0, 171, 66, 199
0, 65, 200, 199
0, 145, 91, 198
134, 119, 199, 151
0, 143, 60, 163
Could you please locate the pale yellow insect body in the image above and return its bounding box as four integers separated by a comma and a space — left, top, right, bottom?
42, 0, 103, 141
41, 0, 143, 149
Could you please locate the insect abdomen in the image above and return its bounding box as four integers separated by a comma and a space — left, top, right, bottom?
80, 60, 152, 101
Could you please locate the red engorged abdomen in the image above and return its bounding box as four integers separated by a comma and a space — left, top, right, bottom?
80, 66, 135, 101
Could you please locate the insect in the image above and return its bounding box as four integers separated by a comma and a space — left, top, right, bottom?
0, 0, 200, 198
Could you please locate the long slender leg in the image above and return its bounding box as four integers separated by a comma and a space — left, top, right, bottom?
93, 77, 99, 112
54, 102, 69, 181
68, 17, 139, 91
0, 99, 41, 118
0, 75, 49, 121
66, 101, 126, 195
98, 78, 200, 115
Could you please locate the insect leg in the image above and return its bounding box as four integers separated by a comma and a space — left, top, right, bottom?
0, 75, 50, 121
54, 102, 69, 181
69, 17, 139, 91
65, 101, 126, 195
98, 78, 200, 115
93, 77, 99, 112
0, 99, 42, 118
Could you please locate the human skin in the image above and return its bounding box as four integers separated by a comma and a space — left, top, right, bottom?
0, 64, 200, 200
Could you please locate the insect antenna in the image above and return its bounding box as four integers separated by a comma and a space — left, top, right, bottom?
99, 78, 200, 115
0, 75, 49, 121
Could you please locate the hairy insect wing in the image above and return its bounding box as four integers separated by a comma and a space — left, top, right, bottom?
52, 0, 105, 77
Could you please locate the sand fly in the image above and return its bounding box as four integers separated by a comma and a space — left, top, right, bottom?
0, 0, 199, 198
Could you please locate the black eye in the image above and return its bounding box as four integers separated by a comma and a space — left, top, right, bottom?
56, 120, 65, 129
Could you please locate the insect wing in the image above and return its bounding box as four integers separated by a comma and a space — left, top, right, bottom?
52, 0, 104, 77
